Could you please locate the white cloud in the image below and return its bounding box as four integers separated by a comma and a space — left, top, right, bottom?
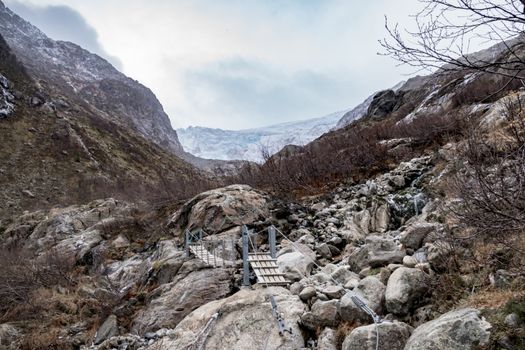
6, 0, 425, 129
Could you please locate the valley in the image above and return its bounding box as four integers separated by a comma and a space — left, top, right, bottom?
0, 1, 524, 350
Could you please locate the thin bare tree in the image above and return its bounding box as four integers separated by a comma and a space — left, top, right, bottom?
381, 0, 525, 79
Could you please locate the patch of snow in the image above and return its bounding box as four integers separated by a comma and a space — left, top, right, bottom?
178, 110, 350, 162
0, 74, 14, 118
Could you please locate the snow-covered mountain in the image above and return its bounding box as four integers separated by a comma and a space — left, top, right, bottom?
178, 110, 351, 162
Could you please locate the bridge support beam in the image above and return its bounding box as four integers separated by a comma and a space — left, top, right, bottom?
185, 229, 190, 257
242, 225, 250, 286
269, 226, 277, 259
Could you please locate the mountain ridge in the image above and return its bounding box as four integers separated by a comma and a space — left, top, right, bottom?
0, 0, 184, 155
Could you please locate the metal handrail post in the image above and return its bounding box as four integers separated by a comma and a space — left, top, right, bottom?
242, 225, 250, 286
269, 226, 277, 259
185, 229, 190, 257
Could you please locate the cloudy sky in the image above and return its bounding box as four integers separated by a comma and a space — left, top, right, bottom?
5, 0, 424, 129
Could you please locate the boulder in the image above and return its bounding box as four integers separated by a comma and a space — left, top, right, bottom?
404, 308, 491, 350
299, 286, 317, 301
132, 266, 233, 333
353, 209, 372, 235
342, 321, 412, 350
301, 300, 340, 330
400, 223, 436, 249
426, 242, 454, 270
311, 202, 326, 212
366, 89, 401, 119
385, 267, 430, 315
321, 285, 345, 300
106, 254, 152, 292
370, 203, 390, 233
168, 185, 270, 236
340, 276, 385, 323
317, 243, 333, 259
348, 236, 405, 272
277, 243, 316, 281
94, 315, 118, 345
149, 287, 305, 350
402, 255, 418, 268
318, 328, 337, 350
504, 313, 520, 328
331, 266, 360, 286
95, 335, 146, 349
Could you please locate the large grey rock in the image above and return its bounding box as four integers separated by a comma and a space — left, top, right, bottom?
149, 287, 305, 350
340, 276, 385, 322
342, 321, 412, 350
348, 236, 405, 272
317, 243, 333, 259
3, 198, 135, 259
318, 327, 337, 350
385, 267, 430, 315
331, 266, 360, 286
168, 185, 270, 236
504, 313, 520, 328
301, 300, 340, 330
400, 223, 436, 249
299, 286, 317, 301
150, 240, 187, 284
132, 266, 233, 333
277, 243, 316, 281
106, 240, 185, 292
426, 242, 454, 270
106, 254, 151, 292
404, 308, 491, 350
0, 75, 14, 118
322, 285, 345, 300
366, 89, 401, 120
371, 203, 390, 233
94, 315, 118, 345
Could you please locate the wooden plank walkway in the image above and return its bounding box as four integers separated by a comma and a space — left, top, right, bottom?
248, 253, 289, 286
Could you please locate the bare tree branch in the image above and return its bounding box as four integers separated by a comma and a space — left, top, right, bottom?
381, 0, 525, 78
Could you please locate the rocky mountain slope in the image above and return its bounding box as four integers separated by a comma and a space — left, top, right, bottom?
0, 0, 184, 155
0, 31, 214, 220
178, 110, 350, 162
0, 149, 511, 349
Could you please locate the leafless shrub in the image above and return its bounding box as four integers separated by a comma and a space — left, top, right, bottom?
453, 73, 524, 106
230, 105, 469, 197
0, 248, 74, 318
451, 94, 525, 262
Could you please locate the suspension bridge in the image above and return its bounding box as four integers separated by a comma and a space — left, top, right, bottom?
183, 224, 382, 350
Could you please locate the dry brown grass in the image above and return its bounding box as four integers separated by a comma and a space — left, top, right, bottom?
334, 321, 359, 348
463, 289, 525, 310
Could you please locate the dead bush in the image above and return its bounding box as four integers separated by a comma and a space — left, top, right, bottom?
231, 103, 468, 197
451, 93, 525, 271
452, 73, 524, 106
0, 248, 74, 318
